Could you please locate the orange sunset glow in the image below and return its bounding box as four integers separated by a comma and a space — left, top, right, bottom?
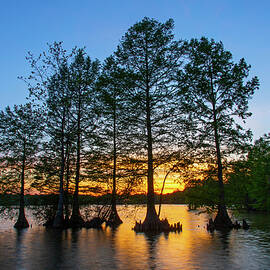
154, 173, 184, 194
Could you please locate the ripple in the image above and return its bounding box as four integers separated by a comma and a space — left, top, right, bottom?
1, 205, 270, 269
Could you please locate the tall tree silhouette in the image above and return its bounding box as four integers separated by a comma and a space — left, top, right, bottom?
96, 56, 128, 226
178, 37, 259, 229
24, 43, 100, 228
115, 17, 184, 230
23, 42, 76, 228
47, 62, 74, 228
68, 49, 100, 227
0, 104, 44, 228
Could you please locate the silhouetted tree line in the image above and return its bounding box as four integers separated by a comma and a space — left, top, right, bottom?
0, 191, 187, 206
0, 17, 259, 231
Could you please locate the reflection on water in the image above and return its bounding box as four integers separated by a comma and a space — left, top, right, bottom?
1, 205, 270, 269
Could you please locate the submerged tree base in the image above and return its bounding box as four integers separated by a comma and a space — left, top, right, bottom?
52, 214, 65, 229
85, 217, 104, 228
68, 213, 85, 228
14, 213, 29, 229
43, 218, 55, 227
213, 205, 233, 230
133, 218, 182, 233
42, 204, 124, 229
207, 206, 250, 232
207, 217, 250, 232
48, 212, 70, 229
106, 207, 123, 227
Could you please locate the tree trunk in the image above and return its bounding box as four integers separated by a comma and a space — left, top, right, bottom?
142, 43, 160, 230
210, 72, 232, 230
14, 140, 29, 229
70, 96, 84, 228
53, 111, 66, 228
108, 103, 122, 226
64, 138, 71, 223
158, 170, 170, 217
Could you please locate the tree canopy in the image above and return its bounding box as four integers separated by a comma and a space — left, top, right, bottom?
0, 19, 263, 231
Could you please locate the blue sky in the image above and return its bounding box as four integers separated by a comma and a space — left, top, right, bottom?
1, 0, 269, 140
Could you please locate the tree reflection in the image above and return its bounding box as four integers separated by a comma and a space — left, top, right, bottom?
15, 228, 27, 269
43, 229, 65, 268
144, 232, 162, 270
106, 226, 119, 269
218, 230, 231, 251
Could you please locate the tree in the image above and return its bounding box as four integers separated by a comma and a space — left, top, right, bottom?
96, 56, 127, 226
68, 49, 100, 227
0, 103, 43, 228
23, 42, 76, 228
246, 134, 270, 210
225, 134, 270, 211
115, 17, 184, 230
48, 62, 75, 228
177, 37, 259, 229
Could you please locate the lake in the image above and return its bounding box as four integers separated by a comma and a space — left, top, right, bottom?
1, 205, 270, 269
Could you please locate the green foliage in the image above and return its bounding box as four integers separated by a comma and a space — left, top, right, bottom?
178, 37, 259, 160
224, 134, 270, 211
177, 37, 259, 215
246, 134, 270, 210
184, 176, 219, 209
27, 44, 101, 194
225, 160, 251, 209
115, 17, 188, 194
0, 103, 44, 194
68, 48, 101, 179
26, 42, 77, 194
116, 17, 185, 156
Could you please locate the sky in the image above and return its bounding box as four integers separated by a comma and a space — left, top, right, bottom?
0, 0, 269, 140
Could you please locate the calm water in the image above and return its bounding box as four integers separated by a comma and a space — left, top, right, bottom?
1, 205, 270, 270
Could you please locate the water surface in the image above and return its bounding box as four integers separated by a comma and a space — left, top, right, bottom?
1, 205, 270, 269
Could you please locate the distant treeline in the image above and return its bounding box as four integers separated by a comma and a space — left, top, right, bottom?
0, 191, 187, 206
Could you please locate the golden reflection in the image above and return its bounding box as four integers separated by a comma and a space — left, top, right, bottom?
1, 205, 260, 269
99, 205, 222, 269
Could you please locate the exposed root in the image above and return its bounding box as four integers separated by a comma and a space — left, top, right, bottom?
207, 218, 250, 232
85, 217, 104, 229
68, 214, 85, 228
84, 205, 122, 229
133, 218, 182, 233
106, 207, 123, 227
213, 205, 233, 231
14, 212, 29, 229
